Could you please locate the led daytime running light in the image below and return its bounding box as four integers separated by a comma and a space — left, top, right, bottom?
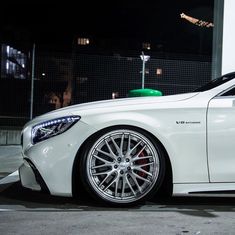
32, 115, 80, 144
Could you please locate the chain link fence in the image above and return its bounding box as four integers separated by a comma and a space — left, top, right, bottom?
0, 47, 212, 127
73, 53, 211, 104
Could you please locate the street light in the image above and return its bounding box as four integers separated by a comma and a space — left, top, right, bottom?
140, 51, 150, 89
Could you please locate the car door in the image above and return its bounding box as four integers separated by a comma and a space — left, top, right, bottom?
207, 86, 235, 182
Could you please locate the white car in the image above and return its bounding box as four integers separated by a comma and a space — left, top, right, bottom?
19, 72, 235, 206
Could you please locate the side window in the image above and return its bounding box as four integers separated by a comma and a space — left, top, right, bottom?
221, 87, 235, 96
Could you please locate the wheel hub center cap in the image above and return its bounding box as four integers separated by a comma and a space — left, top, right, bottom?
119, 161, 130, 170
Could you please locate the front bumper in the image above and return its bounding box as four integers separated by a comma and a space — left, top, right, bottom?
19, 120, 97, 197
19, 159, 49, 193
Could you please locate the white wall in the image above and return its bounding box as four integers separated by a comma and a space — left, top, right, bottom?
222, 0, 235, 75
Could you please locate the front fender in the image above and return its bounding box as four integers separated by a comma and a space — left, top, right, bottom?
81, 110, 209, 184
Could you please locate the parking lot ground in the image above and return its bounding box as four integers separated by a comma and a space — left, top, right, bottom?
2, 145, 235, 234
1, 181, 235, 234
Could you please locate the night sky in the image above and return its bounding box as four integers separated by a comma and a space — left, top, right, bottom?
0, 1, 214, 54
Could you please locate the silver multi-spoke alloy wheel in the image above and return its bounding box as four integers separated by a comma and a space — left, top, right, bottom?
84, 128, 163, 204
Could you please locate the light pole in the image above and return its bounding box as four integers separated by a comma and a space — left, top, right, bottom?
140, 51, 150, 89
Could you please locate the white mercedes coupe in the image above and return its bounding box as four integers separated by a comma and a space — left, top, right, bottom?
19, 72, 235, 205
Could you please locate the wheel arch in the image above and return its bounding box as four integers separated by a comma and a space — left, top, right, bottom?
72, 124, 173, 198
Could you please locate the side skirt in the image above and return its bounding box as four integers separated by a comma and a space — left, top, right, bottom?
173, 182, 235, 196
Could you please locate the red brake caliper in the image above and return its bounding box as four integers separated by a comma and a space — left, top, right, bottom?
137, 151, 148, 178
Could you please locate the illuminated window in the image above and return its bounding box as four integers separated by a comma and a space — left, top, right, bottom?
78, 38, 90, 45
142, 42, 151, 50
156, 68, 163, 75
1, 44, 27, 79
112, 91, 119, 99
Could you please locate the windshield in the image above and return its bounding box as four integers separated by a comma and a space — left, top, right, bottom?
194, 72, 235, 92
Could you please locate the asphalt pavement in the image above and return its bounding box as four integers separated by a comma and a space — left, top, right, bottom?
2, 145, 235, 234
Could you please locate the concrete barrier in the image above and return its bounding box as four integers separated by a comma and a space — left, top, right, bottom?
0, 129, 21, 145
0, 145, 23, 179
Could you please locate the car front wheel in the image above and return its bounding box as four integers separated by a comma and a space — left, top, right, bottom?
79, 127, 165, 206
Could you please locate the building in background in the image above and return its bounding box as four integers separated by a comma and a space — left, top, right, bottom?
1, 44, 28, 79
72, 36, 212, 104
0, 2, 214, 127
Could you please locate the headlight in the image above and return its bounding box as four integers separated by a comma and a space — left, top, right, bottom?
32, 115, 80, 144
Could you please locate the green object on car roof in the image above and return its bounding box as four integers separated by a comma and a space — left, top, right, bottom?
128, 88, 163, 97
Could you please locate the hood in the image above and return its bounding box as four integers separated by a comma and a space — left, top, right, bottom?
28, 92, 199, 124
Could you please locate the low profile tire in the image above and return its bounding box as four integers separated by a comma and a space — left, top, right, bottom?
79, 126, 165, 206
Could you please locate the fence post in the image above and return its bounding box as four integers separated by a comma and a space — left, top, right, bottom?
212, 0, 224, 80
30, 43, 35, 120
